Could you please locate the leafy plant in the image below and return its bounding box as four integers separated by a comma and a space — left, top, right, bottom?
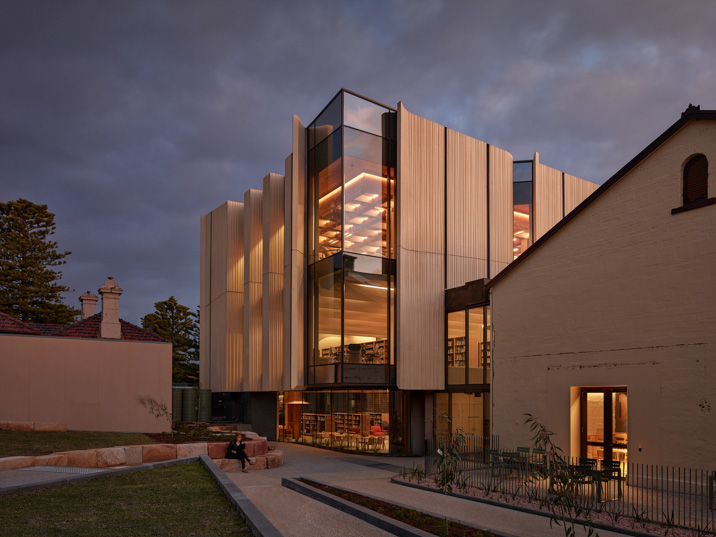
524, 413, 599, 537
434, 411, 466, 494
137, 395, 173, 435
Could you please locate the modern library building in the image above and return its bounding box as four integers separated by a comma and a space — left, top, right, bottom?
200, 89, 598, 455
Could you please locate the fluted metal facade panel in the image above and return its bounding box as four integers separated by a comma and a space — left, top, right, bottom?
210, 203, 227, 302
199, 213, 212, 389
243, 189, 263, 391
396, 103, 445, 390
262, 173, 285, 391
446, 128, 488, 288
225, 202, 244, 392
285, 116, 306, 390
564, 173, 599, 215
209, 294, 226, 391
534, 162, 564, 241
489, 145, 514, 277
200, 202, 244, 392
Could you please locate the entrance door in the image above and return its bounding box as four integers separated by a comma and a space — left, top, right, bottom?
581, 387, 628, 466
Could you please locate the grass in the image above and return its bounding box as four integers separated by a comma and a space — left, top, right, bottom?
0, 430, 159, 458
300, 478, 494, 537
0, 462, 252, 537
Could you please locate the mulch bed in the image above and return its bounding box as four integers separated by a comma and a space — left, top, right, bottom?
299, 478, 494, 537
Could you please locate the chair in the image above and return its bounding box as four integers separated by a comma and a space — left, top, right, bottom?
598, 460, 623, 500
516, 447, 531, 460
370, 425, 385, 436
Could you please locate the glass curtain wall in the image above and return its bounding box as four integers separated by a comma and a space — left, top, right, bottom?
277, 389, 392, 454
513, 161, 533, 259
447, 305, 491, 386
307, 90, 397, 386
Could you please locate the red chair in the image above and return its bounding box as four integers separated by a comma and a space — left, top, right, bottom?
370, 425, 385, 436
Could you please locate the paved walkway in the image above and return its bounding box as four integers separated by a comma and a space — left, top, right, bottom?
0, 442, 640, 536
226, 442, 636, 537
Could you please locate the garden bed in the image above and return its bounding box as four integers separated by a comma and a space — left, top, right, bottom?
298, 478, 494, 537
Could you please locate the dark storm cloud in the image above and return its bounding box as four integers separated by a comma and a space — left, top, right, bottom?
2, 0, 715, 323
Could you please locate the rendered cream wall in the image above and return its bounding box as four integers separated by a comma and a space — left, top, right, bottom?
491, 120, 716, 469
0, 334, 171, 432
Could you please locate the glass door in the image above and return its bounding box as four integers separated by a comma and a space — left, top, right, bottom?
581, 387, 627, 467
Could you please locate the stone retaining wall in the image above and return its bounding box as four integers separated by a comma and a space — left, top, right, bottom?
0, 436, 282, 473
1, 421, 68, 432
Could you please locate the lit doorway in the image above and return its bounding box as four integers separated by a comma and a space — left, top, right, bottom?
581, 387, 628, 467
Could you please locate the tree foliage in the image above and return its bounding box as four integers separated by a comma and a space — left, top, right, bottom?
0, 198, 78, 324
141, 296, 199, 384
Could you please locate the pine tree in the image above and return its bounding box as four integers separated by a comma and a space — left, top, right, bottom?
0, 198, 78, 324
141, 297, 199, 384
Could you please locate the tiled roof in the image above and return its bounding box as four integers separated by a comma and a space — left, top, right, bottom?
29, 322, 66, 336
53, 314, 167, 342
0, 311, 42, 335
2, 311, 167, 342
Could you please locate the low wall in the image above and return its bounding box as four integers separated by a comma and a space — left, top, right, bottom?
0, 438, 283, 473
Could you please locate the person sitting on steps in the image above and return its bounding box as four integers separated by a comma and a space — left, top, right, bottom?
226, 434, 255, 473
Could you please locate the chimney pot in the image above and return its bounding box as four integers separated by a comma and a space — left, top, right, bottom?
98, 278, 123, 339
78, 292, 99, 320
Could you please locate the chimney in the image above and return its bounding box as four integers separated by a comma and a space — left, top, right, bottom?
78, 291, 99, 319
98, 277, 123, 339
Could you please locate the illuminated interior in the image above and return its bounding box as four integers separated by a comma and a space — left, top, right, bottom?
513, 207, 530, 259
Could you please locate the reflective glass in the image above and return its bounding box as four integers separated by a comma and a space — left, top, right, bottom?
308, 257, 342, 368
451, 392, 484, 436
447, 311, 466, 385
343, 254, 390, 365
309, 93, 342, 149
343, 127, 392, 258
343, 92, 394, 138
485, 306, 491, 383
309, 129, 342, 261
513, 161, 533, 183
435, 392, 450, 437
467, 308, 484, 384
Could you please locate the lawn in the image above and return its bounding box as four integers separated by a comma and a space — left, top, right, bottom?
0, 430, 159, 458
0, 462, 252, 537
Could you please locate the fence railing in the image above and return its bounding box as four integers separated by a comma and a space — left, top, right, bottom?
422, 437, 715, 534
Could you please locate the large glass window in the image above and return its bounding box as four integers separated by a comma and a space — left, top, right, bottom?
513, 161, 533, 259
343, 255, 390, 363
308, 257, 342, 384
447, 305, 490, 386
447, 311, 466, 385
343, 127, 394, 258
278, 388, 393, 454
308, 129, 342, 263
307, 91, 397, 386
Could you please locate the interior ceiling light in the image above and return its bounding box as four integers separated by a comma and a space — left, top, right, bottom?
514, 210, 530, 219
319, 172, 386, 204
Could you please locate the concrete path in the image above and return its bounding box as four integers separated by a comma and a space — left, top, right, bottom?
0, 442, 639, 537
226, 442, 635, 537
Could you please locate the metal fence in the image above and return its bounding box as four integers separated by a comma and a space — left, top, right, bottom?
423, 437, 715, 534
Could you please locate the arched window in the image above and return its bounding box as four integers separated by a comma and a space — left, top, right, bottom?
683, 154, 708, 205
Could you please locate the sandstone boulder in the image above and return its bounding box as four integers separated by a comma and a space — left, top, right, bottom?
123, 446, 143, 466
177, 443, 208, 458
33, 454, 68, 466
208, 442, 229, 459
64, 450, 99, 467
252, 438, 268, 455
142, 444, 177, 463
6, 422, 33, 432
0, 456, 34, 471
96, 447, 126, 467
33, 422, 68, 432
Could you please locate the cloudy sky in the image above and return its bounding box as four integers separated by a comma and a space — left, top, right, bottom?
2, 1, 715, 324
